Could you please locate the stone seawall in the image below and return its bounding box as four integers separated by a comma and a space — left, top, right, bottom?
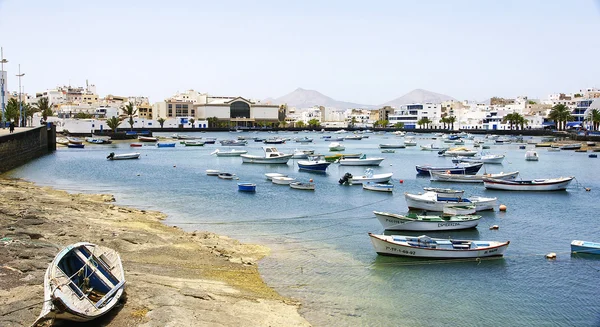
0, 125, 56, 173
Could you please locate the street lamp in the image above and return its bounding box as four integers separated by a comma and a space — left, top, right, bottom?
16, 64, 24, 127
0, 47, 7, 128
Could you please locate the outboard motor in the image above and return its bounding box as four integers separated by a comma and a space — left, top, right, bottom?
437, 149, 447, 155
338, 172, 353, 185
106, 152, 115, 160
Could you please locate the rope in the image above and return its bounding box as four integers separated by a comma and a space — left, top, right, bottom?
571, 177, 590, 191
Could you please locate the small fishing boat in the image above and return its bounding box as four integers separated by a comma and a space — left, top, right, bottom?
368, 234, 510, 258
265, 173, 287, 180
67, 137, 83, 144
271, 176, 296, 185
379, 144, 406, 149
429, 170, 520, 183
56, 137, 70, 145
86, 137, 112, 144
373, 211, 481, 231
130, 143, 143, 147
483, 176, 574, 191
206, 169, 220, 176
442, 205, 477, 216
237, 182, 256, 192
547, 148, 560, 152
559, 143, 582, 150
203, 138, 216, 144
345, 135, 363, 140
138, 136, 159, 142
324, 153, 362, 162
172, 133, 196, 140
586, 141, 596, 147
220, 139, 247, 146
404, 191, 497, 212
590, 154, 598, 158
211, 149, 248, 157
404, 137, 417, 146
297, 156, 331, 172
263, 138, 286, 144
291, 149, 315, 159
106, 152, 140, 160
416, 162, 483, 175
381, 149, 395, 153
329, 142, 345, 151
241, 147, 293, 164
290, 181, 316, 190
452, 154, 505, 164
157, 142, 176, 148
32, 242, 125, 324
294, 137, 313, 143
571, 240, 600, 255
67, 143, 85, 149
420, 143, 448, 151
339, 169, 394, 185
525, 150, 539, 161
183, 140, 205, 146
422, 187, 465, 197
362, 182, 394, 192
338, 154, 385, 166
218, 172, 236, 179
440, 147, 478, 157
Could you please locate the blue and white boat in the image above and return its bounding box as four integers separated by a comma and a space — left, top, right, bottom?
157, 142, 176, 148
67, 144, 85, 149
362, 182, 394, 192
571, 240, 600, 255
416, 162, 483, 175
237, 183, 256, 192
297, 156, 332, 172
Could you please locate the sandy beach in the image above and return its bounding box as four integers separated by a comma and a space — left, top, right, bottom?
0, 178, 310, 326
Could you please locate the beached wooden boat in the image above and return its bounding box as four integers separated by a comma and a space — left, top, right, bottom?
130, 143, 143, 147
67, 137, 83, 144
571, 240, 600, 255
138, 136, 158, 142
237, 183, 256, 192
56, 137, 70, 145
33, 242, 125, 324
559, 143, 582, 150
363, 182, 394, 192
429, 170, 519, 183
373, 211, 481, 231
483, 176, 574, 191
290, 181, 315, 190
369, 234, 509, 258
404, 191, 497, 211
106, 152, 140, 160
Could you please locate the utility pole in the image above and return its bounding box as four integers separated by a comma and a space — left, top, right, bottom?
0, 47, 7, 128
16, 64, 25, 127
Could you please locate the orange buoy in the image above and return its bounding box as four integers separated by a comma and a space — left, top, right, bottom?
309, 179, 313, 182
499, 204, 507, 211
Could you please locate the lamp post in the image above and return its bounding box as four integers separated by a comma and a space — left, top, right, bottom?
0, 47, 7, 128
16, 64, 25, 127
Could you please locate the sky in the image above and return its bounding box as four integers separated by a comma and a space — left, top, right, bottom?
0, 0, 599, 105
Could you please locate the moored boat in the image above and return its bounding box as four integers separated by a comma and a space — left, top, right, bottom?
106, 152, 141, 160
237, 182, 256, 192
338, 155, 385, 166
362, 182, 394, 192
241, 146, 293, 164
156, 142, 176, 148
368, 234, 509, 258
339, 169, 394, 185
329, 142, 345, 151
183, 140, 205, 146
130, 143, 143, 147
483, 176, 574, 191
525, 150, 539, 161
442, 205, 477, 216
429, 170, 520, 183
220, 139, 247, 146
422, 187, 465, 197
297, 156, 331, 172
218, 172, 236, 179
404, 191, 497, 211
206, 169, 220, 176
379, 143, 406, 149
559, 143, 582, 150
373, 211, 481, 231
211, 149, 248, 157
290, 181, 315, 190
571, 240, 600, 255
67, 143, 85, 149
416, 162, 483, 175
265, 172, 287, 180
420, 143, 448, 151
138, 136, 159, 142
33, 242, 125, 325
271, 176, 296, 185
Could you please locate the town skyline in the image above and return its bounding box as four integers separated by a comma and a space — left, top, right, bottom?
1, 0, 599, 104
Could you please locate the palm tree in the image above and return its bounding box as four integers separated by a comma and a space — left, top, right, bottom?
440, 117, 448, 129
295, 121, 306, 128
447, 116, 456, 130
585, 109, 600, 131
393, 122, 404, 129
34, 97, 54, 123
502, 113, 516, 130
24, 104, 37, 127
308, 119, 320, 128
106, 116, 121, 133
278, 121, 288, 128
189, 118, 195, 128
207, 116, 218, 128
5, 98, 20, 124
157, 117, 166, 128
121, 102, 137, 130
417, 118, 426, 129
548, 104, 573, 131
350, 117, 357, 128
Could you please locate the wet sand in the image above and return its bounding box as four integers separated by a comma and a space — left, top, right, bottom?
0, 178, 310, 326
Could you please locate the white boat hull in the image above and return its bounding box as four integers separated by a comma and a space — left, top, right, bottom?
373, 212, 480, 231
429, 171, 519, 183
350, 173, 393, 184
369, 234, 509, 258
483, 177, 573, 191
241, 154, 292, 164
272, 177, 296, 185
404, 192, 497, 211
339, 158, 384, 166
363, 183, 394, 192
108, 153, 140, 160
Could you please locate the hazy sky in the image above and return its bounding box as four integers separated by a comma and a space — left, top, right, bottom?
1, 0, 599, 104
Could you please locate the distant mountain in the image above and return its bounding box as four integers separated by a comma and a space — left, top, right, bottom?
381, 89, 456, 108
267, 88, 373, 109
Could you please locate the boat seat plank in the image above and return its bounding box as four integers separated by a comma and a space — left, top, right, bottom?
73, 249, 116, 289
95, 280, 126, 309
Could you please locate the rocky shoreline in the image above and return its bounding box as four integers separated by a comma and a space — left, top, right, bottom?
0, 178, 310, 326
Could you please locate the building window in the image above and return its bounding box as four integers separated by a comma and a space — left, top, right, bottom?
168, 109, 173, 116
230, 101, 250, 118
168, 104, 172, 109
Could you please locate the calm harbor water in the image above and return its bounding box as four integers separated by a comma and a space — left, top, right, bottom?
8, 131, 600, 326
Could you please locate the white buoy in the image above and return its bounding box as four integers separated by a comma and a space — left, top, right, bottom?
489, 225, 499, 230
546, 253, 557, 259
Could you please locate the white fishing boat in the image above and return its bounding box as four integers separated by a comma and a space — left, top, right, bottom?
218, 172, 236, 179
483, 176, 574, 191
265, 173, 288, 180
241, 146, 293, 164
329, 142, 345, 151
452, 154, 505, 164
369, 234, 510, 258
442, 205, 477, 216
290, 181, 315, 190
338, 154, 385, 166
525, 151, 539, 161
429, 170, 520, 183
559, 143, 582, 150
420, 143, 448, 151
338, 169, 393, 185
362, 182, 394, 192
271, 176, 296, 185
183, 140, 205, 146
440, 147, 478, 157
138, 136, 159, 142
422, 187, 465, 197
404, 137, 417, 146
379, 143, 406, 149
206, 169, 220, 176
291, 149, 315, 159
404, 191, 497, 211
373, 211, 481, 231
106, 152, 140, 160
345, 135, 363, 140
211, 149, 248, 157
33, 242, 125, 325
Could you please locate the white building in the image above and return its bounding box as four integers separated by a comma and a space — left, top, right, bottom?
388, 103, 442, 129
